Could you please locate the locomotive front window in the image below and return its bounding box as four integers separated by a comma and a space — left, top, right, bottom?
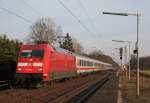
20, 50, 32, 58
32, 50, 44, 58
20, 50, 43, 58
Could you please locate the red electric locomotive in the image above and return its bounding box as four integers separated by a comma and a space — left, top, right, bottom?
16, 43, 112, 86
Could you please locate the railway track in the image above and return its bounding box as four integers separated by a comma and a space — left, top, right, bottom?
0, 71, 111, 103
50, 74, 110, 103
132, 71, 150, 78
0, 80, 11, 90
67, 75, 109, 103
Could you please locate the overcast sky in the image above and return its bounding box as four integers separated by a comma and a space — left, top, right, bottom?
0, 0, 150, 62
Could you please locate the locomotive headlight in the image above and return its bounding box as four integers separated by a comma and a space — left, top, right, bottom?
43, 73, 47, 79
17, 68, 22, 71
43, 73, 47, 76
39, 68, 43, 71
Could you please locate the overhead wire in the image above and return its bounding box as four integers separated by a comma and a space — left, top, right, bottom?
0, 7, 32, 24
78, 0, 96, 32
0, 0, 43, 25
78, 0, 101, 43
57, 0, 95, 36
57, 0, 102, 50
78, 0, 104, 50
21, 0, 42, 17
0, 0, 100, 48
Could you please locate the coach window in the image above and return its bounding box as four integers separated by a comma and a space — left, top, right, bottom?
83, 60, 85, 66
84, 60, 86, 66
77, 59, 80, 66
77, 60, 79, 66
82, 60, 84, 66
89, 61, 91, 66
86, 61, 87, 66
79, 60, 81, 66
81, 60, 83, 66
87, 61, 90, 66
91, 62, 93, 66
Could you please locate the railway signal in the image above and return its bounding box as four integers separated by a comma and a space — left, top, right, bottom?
112, 40, 131, 80
119, 47, 123, 60
133, 49, 138, 54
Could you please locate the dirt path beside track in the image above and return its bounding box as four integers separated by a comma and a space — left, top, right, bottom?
121, 72, 150, 103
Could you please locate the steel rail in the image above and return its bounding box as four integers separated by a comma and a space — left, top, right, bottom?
66, 75, 110, 103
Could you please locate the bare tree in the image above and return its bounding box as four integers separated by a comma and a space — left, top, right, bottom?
72, 37, 83, 53
28, 18, 62, 44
